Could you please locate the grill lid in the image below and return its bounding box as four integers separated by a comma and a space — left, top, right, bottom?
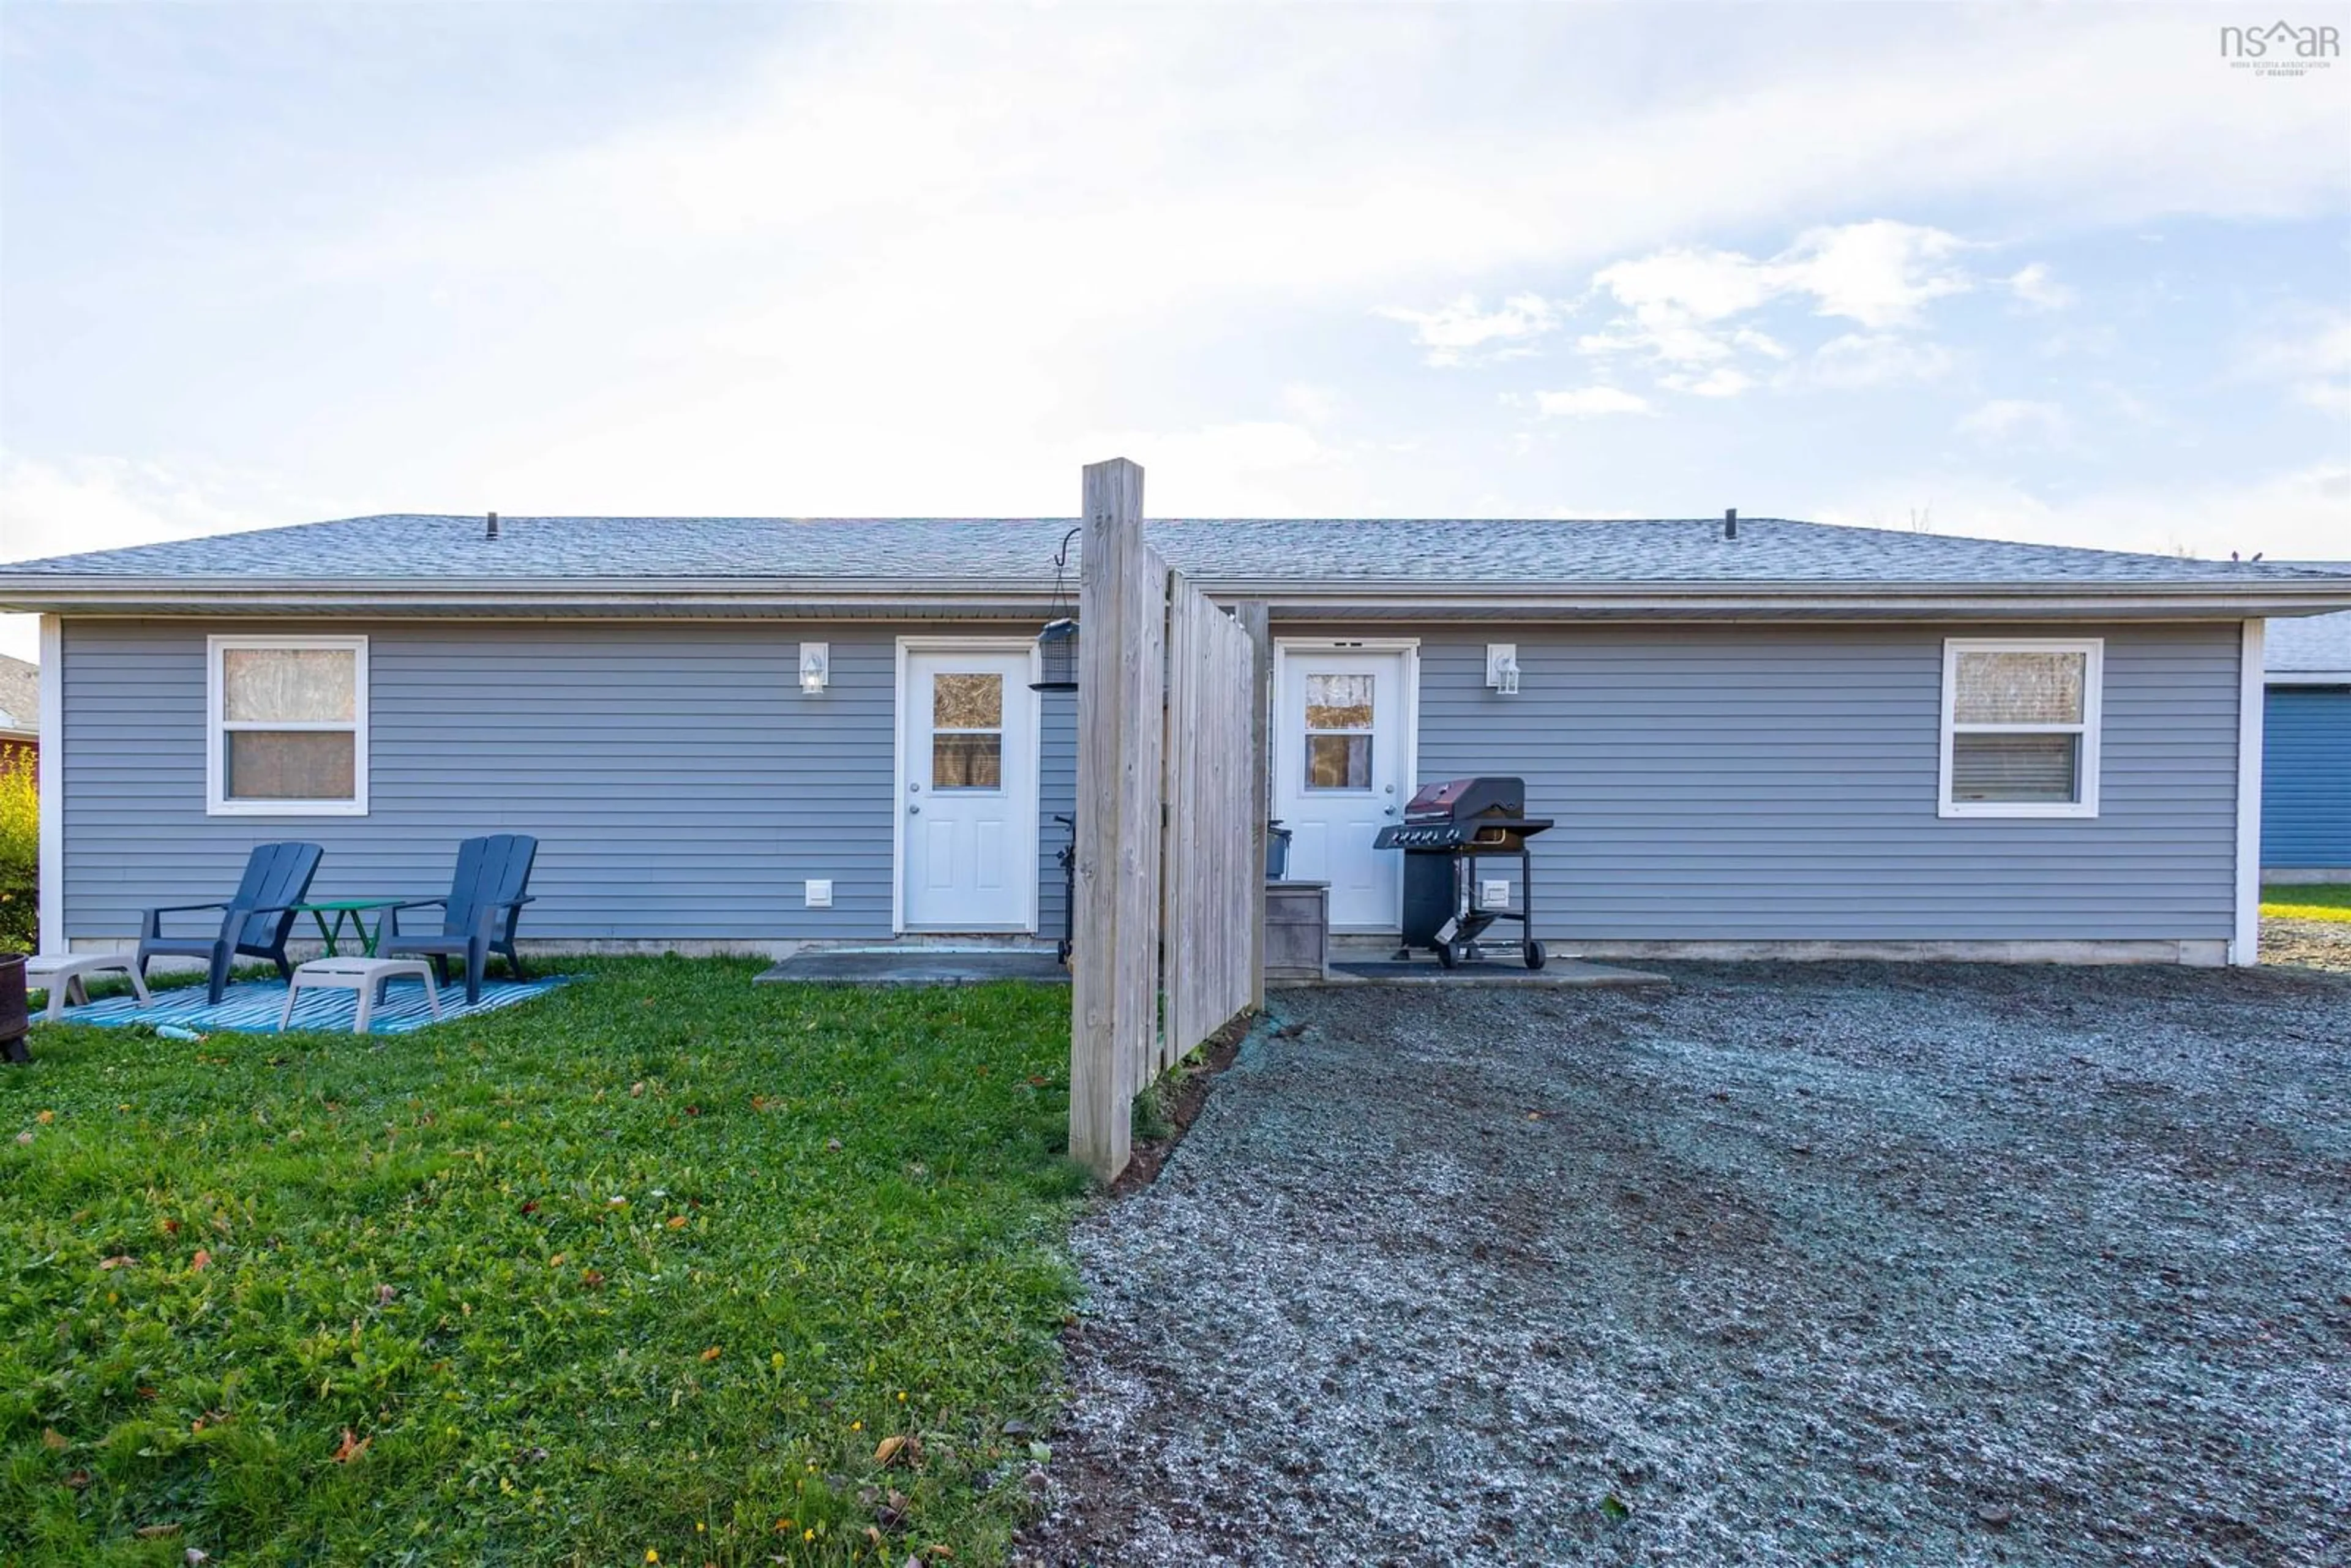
1403, 776, 1526, 823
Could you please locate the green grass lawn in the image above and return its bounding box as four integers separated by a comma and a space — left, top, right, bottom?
2261, 883, 2351, 923
1, 959, 1086, 1566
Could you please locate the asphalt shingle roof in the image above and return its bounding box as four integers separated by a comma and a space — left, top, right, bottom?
1, 512, 2341, 588
2269, 608, 2351, 673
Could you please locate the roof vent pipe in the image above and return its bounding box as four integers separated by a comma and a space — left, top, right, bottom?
486, 511, 500, 541
1723, 507, 1738, 541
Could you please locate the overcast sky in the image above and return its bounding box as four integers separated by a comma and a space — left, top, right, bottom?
2, 2, 2347, 659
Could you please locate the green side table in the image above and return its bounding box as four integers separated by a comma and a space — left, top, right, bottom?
293, 899, 410, 959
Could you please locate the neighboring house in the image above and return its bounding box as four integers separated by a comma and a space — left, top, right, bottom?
1, 513, 2346, 967
2263, 602, 2351, 880
0, 653, 37, 774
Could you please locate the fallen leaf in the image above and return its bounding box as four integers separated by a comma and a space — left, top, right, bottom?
190, 1250, 211, 1273
36, 1109, 54, 1123
700, 1346, 722, 1362
548, 1253, 566, 1268
863, 1527, 882, 1545
133, 1523, 181, 1539
62, 1469, 91, 1489
926, 1548, 954, 1561
162, 1218, 182, 1234
330, 1428, 370, 1464
375, 1283, 397, 1303
631, 1082, 646, 1097
40, 1428, 67, 1450
99, 1255, 137, 1271
667, 1215, 689, 1230
874, 1433, 923, 1468
519, 1199, 539, 1216
581, 1269, 606, 1289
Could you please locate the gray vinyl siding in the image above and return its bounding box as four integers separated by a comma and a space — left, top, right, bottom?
61, 616, 2243, 948
60, 620, 1073, 945
1393, 622, 2241, 941
1037, 688, 1078, 937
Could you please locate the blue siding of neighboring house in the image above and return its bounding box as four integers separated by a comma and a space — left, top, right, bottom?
1389, 620, 2243, 941
59, 620, 1074, 947
2262, 686, 2351, 871
59, 617, 2245, 947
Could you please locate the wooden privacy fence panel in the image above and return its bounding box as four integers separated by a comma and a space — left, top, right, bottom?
1159, 570, 1258, 1075
1070, 457, 1270, 1180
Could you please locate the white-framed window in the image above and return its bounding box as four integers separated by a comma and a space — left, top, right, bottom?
206, 634, 369, 816
1938, 637, 2102, 819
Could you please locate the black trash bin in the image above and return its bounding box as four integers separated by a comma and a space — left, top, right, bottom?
1265, 821, 1294, 880
1, 953, 28, 1065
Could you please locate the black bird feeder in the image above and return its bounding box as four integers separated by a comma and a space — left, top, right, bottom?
1031, 527, 1081, 692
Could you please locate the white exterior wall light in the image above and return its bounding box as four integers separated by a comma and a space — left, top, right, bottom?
1486, 644, 1520, 695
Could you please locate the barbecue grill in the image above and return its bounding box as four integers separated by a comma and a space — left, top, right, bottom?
1373, 776, 1554, 969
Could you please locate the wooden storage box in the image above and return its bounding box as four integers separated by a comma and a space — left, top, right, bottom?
1263, 880, 1329, 984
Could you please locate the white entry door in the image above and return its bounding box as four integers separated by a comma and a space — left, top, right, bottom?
899, 646, 1039, 932
1273, 646, 1412, 931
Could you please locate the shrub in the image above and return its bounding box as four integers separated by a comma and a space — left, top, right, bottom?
0, 763, 33, 952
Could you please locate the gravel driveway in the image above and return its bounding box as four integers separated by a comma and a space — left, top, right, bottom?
1029, 961, 2351, 1567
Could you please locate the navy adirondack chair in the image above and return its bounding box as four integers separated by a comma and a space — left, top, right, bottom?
137, 841, 325, 1005
383, 835, 538, 1003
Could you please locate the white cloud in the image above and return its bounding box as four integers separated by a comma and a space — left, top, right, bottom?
1781, 220, 1973, 328
1531, 387, 1655, 418
1576, 220, 1979, 397
1376, 293, 1561, 367
1957, 399, 2072, 446
1807, 333, 1957, 389
2007, 262, 2077, 310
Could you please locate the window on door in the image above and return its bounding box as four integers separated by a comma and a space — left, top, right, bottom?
1303, 672, 1374, 790
931, 672, 1003, 789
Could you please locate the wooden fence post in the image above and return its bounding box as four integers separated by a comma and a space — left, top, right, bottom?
1239, 602, 1272, 1011
1070, 457, 1149, 1180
